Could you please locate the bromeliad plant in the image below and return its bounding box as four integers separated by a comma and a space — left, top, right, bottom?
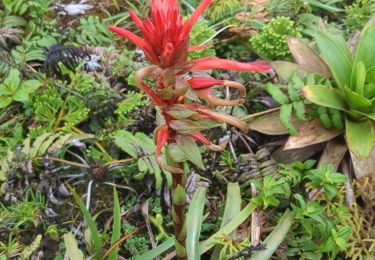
302, 20, 375, 158
108, 0, 270, 258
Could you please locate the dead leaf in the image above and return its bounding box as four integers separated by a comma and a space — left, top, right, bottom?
318, 139, 348, 171
272, 143, 324, 163
287, 37, 332, 78
271, 61, 309, 82
249, 112, 303, 135
284, 120, 342, 150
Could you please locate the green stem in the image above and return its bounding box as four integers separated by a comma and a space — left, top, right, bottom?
171, 163, 188, 260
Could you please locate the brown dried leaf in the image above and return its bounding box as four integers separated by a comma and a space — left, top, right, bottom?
287, 37, 332, 78
284, 120, 342, 150
249, 112, 303, 135
271, 61, 309, 82
318, 139, 348, 171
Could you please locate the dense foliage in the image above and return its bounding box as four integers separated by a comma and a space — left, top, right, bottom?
0, 0, 374, 259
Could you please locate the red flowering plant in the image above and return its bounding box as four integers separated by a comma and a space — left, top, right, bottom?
109, 0, 271, 258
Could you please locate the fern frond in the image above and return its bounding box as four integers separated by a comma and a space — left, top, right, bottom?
0, 132, 94, 180
20, 234, 42, 260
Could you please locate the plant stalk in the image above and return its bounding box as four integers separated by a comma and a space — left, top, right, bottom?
171, 163, 188, 260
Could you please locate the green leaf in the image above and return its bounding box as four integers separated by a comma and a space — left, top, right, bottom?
355, 62, 366, 95
112, 130, 138, 158
302, 85, 348, 112
345, 119, 374, 158
211, 183, 241, 260
135, 237, 175, 260
13, 80, 41, 103
186, 187, 207, 260
0, 96, 13, 108
315, 31, 352, 90
200, 202, 257, 254
250, 209, 295, 260
343, 85, 372, 112
352, 23, 375, 84
63, 233, 85, 260
175, 135, 205, 169
266, 83, 289, 105
367, 67, 375, 85
68, 185, 103, 259
109, 188, 121, 260
167, 143, 189, 162
293, 101, 306, 121
4, 69, 21, 90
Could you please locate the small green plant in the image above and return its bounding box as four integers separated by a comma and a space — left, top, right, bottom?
344, 0, 375, 32
33, 86, 89, 131
65, 186, 123, 260
0, 234, 22, 258
73, 16, 113, 46
115, 91, 147, 125
1, 0, 51, 17
305, 164, 348, 200
250, 17, 301, 60
302, 20, 375, 157
0, 189, 45, 230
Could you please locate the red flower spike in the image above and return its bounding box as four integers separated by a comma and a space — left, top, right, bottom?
156, 126, 169, 156
190, 57, 272, 72
109, 0, 213, 68
187, 78, 224, 90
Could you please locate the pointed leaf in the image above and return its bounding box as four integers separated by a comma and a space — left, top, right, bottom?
250, 209, 295, 260
302, 85, 348, 112
109, 188, 121, 260
355, 62, 366, 95
68, 185, 103, 259
211, 183, 241, 260
343, 85, 372, 111
315, 31, 352, 90
186, 187, 207, 260
352, 23, 375, 84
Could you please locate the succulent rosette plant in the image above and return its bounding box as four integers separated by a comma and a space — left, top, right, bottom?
109, 0, 271, 258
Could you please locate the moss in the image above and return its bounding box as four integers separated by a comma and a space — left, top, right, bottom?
250, 16, 301, 61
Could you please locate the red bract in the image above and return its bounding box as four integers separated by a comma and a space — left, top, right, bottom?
109, 0, 212, 68
109, 0, 272, 171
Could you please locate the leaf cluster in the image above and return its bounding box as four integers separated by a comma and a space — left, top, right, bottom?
250, 17, 302, 60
